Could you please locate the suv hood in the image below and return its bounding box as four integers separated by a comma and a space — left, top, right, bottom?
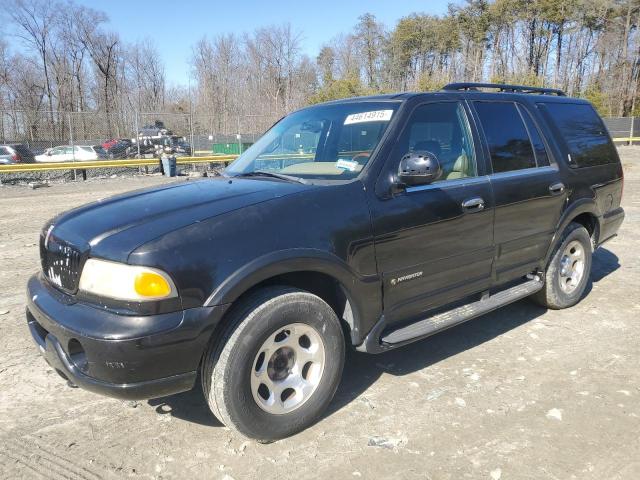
49, 177, 313, 262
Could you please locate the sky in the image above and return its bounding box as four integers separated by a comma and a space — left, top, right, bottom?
74, 0, 452, 86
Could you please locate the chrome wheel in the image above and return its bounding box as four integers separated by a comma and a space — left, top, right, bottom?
559, 240, 586, 294
250, 323, 325, 415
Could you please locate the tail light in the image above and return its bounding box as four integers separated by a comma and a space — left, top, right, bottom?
12, 153, 21, 163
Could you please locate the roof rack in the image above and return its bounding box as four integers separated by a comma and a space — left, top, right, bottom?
443, 82, 566, 96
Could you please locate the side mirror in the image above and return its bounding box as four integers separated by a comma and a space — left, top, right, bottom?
397, 150, 442, 187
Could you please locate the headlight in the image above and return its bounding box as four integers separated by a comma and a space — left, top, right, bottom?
78, 258, 177, 301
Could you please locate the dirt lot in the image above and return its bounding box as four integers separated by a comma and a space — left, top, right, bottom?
0, 151, 638, 480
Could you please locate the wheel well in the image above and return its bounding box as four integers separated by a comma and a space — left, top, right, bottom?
222, 271, 358, 344
571, 212, 599, 243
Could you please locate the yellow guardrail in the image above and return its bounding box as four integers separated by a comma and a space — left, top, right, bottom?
612, 137, 640, 142
0, 155, 239, 174
0, 150, 370, 174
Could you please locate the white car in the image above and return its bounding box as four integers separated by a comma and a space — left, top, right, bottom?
35, 145, 105, 162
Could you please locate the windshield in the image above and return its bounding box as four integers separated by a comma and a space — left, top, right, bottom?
225, 101, 400, 181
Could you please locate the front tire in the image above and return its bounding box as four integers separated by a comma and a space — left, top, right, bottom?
201, 286, 345, 441
532, 222, 592, 309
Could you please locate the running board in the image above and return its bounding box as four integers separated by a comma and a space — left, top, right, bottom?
381, 278, 543, 346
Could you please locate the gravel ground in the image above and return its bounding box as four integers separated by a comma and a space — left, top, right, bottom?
0, 149, 638, 479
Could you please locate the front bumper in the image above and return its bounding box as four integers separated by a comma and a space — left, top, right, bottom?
26, 273, 228, 400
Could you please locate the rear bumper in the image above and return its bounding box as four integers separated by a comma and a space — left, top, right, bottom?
26, 273, 228, 400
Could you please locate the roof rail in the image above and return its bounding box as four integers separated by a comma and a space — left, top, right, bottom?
443, 82, 566, 96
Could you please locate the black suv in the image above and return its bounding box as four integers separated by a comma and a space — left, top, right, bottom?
26, 83, 624, 441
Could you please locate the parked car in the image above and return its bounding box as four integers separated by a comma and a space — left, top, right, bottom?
91, 145, 108, 159
101, 138, 120, 150
170, 136, 192, 156
0, 143, 36, 164
35, 145, 106, 162
138, 121, 172, 139
103, 139, 133, 159
130, 138, 159, 157
27, 83, 624, 441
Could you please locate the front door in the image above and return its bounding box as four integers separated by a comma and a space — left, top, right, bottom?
370, 101, 495, 325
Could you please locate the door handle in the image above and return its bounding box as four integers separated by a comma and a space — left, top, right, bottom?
461, 197, 485, 212
549, 182, 565, 195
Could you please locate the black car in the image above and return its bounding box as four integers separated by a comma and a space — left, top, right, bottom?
138, 121, 172, 139
26, 83, 624, 441
104, 139, 133, 159
170, 136, 192, 156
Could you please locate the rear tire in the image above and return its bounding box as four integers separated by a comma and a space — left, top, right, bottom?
201, 286, 345, 441
532, 222, 592, 309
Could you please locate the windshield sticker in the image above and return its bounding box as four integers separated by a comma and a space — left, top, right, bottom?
344, 109, 393, 125
336, 159, 359, 171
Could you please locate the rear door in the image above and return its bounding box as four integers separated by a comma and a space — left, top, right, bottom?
471, 100, 566, 284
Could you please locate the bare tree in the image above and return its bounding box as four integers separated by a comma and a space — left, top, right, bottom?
128, 40, 166, 112
7, 0, 59, 125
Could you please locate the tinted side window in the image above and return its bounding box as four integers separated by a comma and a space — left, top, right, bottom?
401, 102, 477, 182
541, 103, 617, 167
518, 106, 550, 166
475, 102, 536, 173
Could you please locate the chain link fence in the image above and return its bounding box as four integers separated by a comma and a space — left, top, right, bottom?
602, 117, 640, 144
3, 109, 635, 164
0, 110, 274, 159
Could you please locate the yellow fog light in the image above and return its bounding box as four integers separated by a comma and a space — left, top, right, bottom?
134, 272, 172, 298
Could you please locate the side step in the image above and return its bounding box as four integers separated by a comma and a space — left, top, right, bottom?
381, 278, 543, 346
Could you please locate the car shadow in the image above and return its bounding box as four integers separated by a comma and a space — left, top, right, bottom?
326, 299, 547, 419
147, 247, 620, 427
147, 383, 223, 427
590, 246, 620, 283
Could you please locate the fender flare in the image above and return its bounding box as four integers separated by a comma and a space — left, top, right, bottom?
543, 198, 601, 266
203, 248, 381, 341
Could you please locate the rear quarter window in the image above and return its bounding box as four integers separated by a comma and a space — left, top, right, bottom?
540, 102, 618, 167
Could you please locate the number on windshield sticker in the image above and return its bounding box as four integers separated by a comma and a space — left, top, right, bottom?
344, 110, 393, 125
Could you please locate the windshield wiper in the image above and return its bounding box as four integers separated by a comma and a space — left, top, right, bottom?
233, 171, 308, 184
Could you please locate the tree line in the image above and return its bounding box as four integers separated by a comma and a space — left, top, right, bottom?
313, 0, 640, 117
1, 0, 639, 140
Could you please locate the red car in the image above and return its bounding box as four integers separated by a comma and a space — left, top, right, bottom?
101, 139, 119, 150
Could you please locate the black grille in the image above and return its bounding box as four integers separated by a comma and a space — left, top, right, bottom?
40, 231, 83, 293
